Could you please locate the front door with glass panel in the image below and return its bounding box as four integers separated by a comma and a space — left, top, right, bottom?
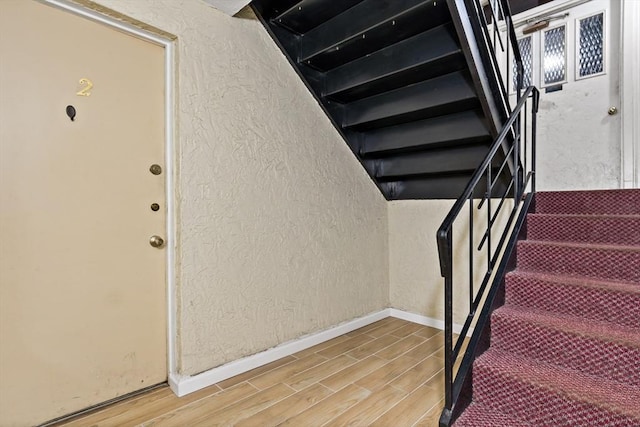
503, 0, 620, 191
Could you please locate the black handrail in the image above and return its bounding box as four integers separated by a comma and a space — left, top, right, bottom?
437, 85, 539, 426
437, 1, 540, 425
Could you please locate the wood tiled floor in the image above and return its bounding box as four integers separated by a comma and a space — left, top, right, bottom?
57, 318, 449, 427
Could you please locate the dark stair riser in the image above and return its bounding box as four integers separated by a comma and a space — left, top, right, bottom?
381, 172, 509, 200
344, 71, 479, 130
273, 0, 364, 34
324, 23, 464, 102
366, 144, 496, 180
299, 0, 451, 71
359, 109, 491, 157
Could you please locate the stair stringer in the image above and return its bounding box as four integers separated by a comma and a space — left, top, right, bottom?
446, 0, 507, 137
446, 0, 517, 181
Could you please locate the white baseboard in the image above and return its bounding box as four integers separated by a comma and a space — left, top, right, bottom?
169, 309, 389, 396
169, 308, 465, 397
389, 308, 470, 336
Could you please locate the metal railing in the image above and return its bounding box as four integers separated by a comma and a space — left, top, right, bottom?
476, 0, 524, 105
437, 0, 540, 425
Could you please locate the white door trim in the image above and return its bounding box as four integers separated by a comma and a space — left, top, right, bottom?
621, 0, 640, 188
40, 0, 179, 380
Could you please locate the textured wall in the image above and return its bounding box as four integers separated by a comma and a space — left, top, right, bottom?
94, 0, 389, 376
389, 200, 513, 325
389, 201, 460, 323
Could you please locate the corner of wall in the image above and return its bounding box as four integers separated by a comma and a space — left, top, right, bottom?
387, 200, 452, 320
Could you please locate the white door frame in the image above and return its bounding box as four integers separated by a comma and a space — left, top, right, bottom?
40, 0, 179, 383
620, 0, 640, 188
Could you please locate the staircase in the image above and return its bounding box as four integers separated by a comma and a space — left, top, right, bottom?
454, 189, 640, 426
251, 0, 510, 199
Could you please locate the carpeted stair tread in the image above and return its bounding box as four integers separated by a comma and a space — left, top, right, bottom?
527, 213, 640, 246
456, 189, 640, 426
517, 240, 640, 283
505, 270, 640, 328
491, 305, 640, 386
535, 189, 640, 216
453, 402, 533, 427
473, 350, 640, 426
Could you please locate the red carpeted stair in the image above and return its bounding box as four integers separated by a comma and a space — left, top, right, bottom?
454, 189, 640, 427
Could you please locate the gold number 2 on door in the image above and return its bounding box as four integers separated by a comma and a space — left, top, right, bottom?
76, 78, 93, 96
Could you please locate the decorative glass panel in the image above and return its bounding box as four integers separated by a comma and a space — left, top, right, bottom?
578, 13, 604, 77
543, 26, 566, 85
513, 36, 532, 90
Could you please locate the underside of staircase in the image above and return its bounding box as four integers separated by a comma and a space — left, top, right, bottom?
454, 189, 640, 426
251, 0, 509, 199
250, 2, 640, 425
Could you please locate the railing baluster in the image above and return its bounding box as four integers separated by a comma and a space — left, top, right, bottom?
443, 230, 453, 411
487, 166, 492, 270
532, 90, 539, 192
514, 112, 520, 199
524, 99, 528, 179
477, 179, 515, 250
493, 146, 514, 188
506, 14, 511, 95
469, 197, 474, 313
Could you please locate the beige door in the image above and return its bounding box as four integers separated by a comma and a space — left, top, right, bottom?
0, 1, 167, 425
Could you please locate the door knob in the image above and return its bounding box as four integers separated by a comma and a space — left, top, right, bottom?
608, 106, 618, 115
149, 235, 165, 248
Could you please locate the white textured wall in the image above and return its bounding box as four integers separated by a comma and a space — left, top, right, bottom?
389, 200, 513, 326
94, 0, 388, 375
389, 201, 441, 321
389, 201, 462, 324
